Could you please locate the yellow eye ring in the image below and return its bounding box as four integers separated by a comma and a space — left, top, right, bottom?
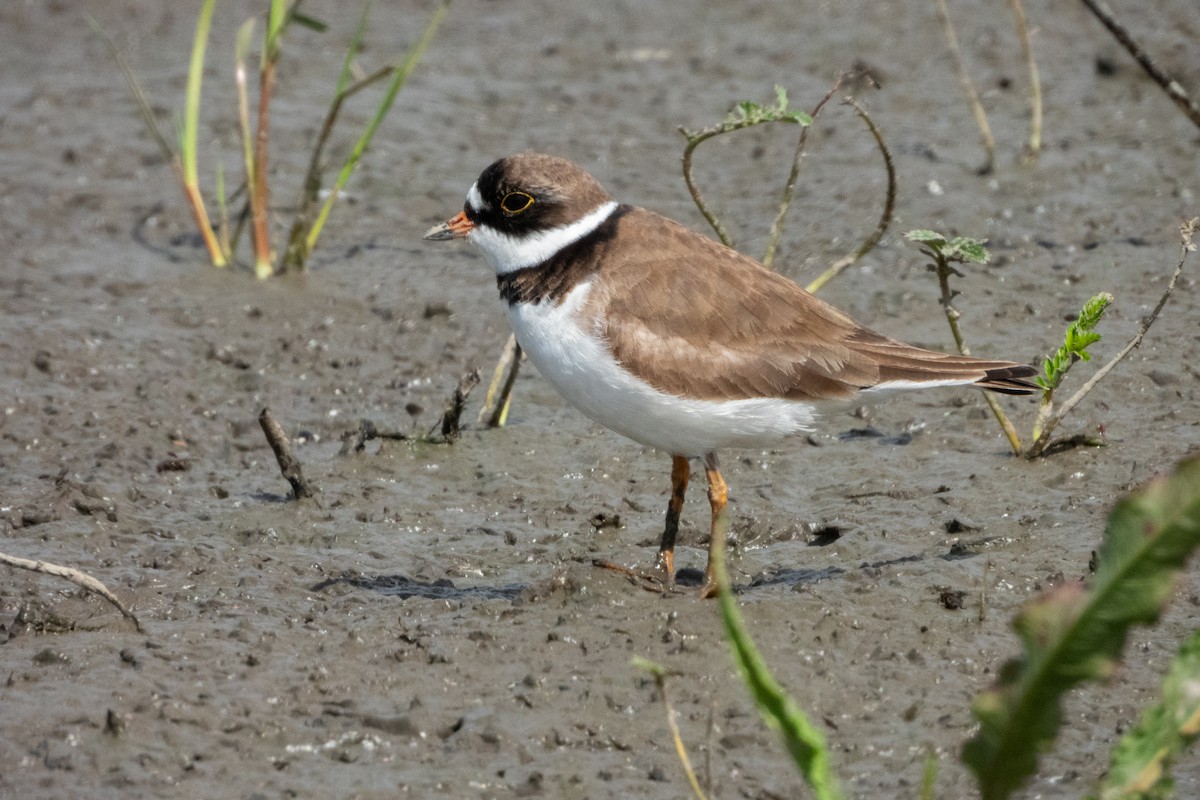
500, 191, 535, 215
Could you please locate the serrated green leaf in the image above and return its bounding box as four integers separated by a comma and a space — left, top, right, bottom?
1041, 292, 1112, 391
905, 229, 947, 246
951, 237, 990, 264
963, 455, 1200, 800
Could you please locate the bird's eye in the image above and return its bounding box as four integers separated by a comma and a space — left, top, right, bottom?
499, 191, 535, 215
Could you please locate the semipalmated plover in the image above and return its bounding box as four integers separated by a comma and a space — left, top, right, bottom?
425, 153, 1035, 596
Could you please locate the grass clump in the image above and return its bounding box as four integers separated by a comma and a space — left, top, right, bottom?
94, 0, 450, 277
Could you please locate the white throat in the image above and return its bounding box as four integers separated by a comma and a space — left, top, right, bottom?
470, 200, 619, 275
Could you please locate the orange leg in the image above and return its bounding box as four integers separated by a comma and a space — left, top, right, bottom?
700, 452, 728, 598
652, 455, 691, 588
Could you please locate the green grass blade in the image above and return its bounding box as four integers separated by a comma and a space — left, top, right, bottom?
87, 15, 175, 162
963, 454, 1200, 800
1095, 628, 1200, 799
335, 0, 373, 96
183, 0, 218, 187
264, 0, 287, 64
305, 0, 452, 256
234, 16, 258, 215
712, 519, 843, 800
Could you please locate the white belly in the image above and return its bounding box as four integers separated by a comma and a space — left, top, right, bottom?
505, 281, 817, 457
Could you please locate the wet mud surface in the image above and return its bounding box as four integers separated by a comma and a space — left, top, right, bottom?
2, 1, 1199, 797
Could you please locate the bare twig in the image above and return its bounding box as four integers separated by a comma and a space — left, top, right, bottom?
1079, 0, 1200, 131
259, 407, 317, 498
339, 418, 410, 455
436, 369, 482, 442
1009, 0, 1042, 159
0, 551, 143, 632
633, 659, 711, 800
805, 95, 896, 294
1026, 218, 1197, 457
933, 0, 996, 174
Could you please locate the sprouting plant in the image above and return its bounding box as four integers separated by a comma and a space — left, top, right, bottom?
905, 219, 1196, 459
1030, 292, 1112, 443
905, 229, 1024, 453
93, 0, 450, 277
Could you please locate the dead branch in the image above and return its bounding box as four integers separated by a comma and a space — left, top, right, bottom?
0, 551, 143, 632
1079, 0, 1200, 131
437, 368, 482, 441
258, 407, 317, 498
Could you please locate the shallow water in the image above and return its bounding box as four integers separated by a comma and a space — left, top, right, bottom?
2, 1, 1198, 797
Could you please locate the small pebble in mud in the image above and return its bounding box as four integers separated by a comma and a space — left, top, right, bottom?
104, 709, 125, 736
939, 589, 967, 610
32, 648, 70, 666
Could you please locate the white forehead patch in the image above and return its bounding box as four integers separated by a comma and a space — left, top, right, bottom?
470, 201, 619, 275
466, 181, 489, 213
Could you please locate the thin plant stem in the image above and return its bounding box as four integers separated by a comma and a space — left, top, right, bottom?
283, 63, 395, 269
303, 0, 452, 260
1026, 218, 1197, 457
249, 4, 285, 279
763, 78, 843, 268
235, 17, 258, 267
1079, 0, 1200, 131
680, 128, 737, 248
632, 658, 710, 800
933, 0, 996, 174
0, 550, 143, 632
805, 96, 896, 294
1009, 0, 1042, 159
932, 253, 1024, 455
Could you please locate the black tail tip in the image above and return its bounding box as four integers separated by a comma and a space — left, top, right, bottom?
978, 364, 1039, 395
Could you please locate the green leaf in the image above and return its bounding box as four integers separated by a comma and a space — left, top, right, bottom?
714, 522, 843, 800
949, 236, 989, 264
723, 85, 812, 128
904, 230, 989, 264
963, 455, 1200, 800
905, 229, 947, 246
1096, 628, 1200, 799
182, 0, 218, 186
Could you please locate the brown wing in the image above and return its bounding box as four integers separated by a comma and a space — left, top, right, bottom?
591, 207, 1034, 401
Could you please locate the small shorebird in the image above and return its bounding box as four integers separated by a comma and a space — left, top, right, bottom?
425, 153, 1035, 596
